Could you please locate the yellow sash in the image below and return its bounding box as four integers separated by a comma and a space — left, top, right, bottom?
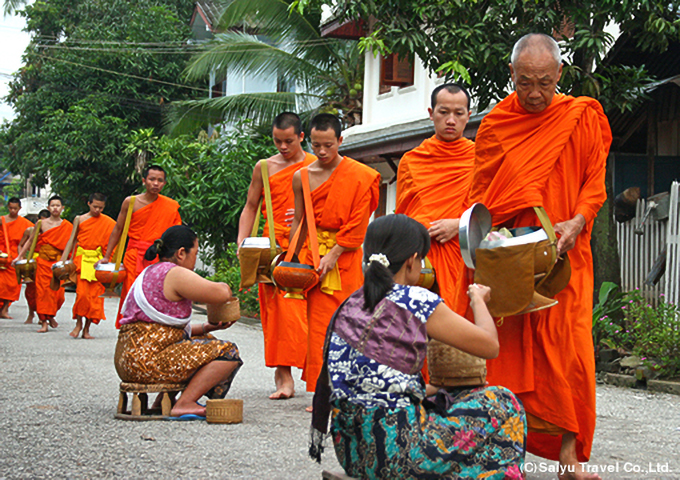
317, 229, 342, 295
76, 246, 103, 281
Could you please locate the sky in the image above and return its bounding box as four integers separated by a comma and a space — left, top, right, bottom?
0, 10, 31, 123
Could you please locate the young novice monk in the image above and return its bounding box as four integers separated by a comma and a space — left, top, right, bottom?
310, 214, 526, 479
0, 198, 34, 319
60, 193, 116, 339
16, 196, 73, 333
17, 209, 50, 324
289, 114, 380, 403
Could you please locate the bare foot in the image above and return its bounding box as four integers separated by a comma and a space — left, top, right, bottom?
1, 314, 13, 319
24, 315, 34, 324
269, 366, 295, 400
82, 331, 94, 339
48, 318, 58, 329
559, 432, 602, 480
37, 321, 48, 333
305, 405, 313, 413
69, 326, 82, 338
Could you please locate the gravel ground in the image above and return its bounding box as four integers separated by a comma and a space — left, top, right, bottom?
1, 287, 679, 479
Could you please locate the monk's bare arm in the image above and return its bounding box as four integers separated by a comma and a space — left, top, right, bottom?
14, 228, 34, 264
289, 171, 308, 257
554, 214, 586, 255
102, 197, 131, 262
60, 216, 81, 262
237, 161, 265, 247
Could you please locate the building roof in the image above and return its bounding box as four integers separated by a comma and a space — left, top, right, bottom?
190, 0, 223, 32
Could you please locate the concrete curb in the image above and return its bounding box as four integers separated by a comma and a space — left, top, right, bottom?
601, 372, 680, 395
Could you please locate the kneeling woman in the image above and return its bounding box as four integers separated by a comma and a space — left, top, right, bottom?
311, 214, 526, 479
114, 225, 242, 418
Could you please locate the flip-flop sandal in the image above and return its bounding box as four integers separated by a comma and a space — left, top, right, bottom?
166, 414, 206, 421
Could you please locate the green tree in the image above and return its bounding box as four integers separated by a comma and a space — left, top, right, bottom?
1, 0, 200, 217
168, 0, 364, 133
127, 120, 276, 258
295, 0, 679, 113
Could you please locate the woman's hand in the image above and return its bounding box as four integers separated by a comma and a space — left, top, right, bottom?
467, 283, 491, 304
202, 321, 236, 335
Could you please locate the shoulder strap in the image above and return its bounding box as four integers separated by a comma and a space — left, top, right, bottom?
27, 220, 41, 259
259, 160, 278, 259
284, 167, 320, 268
533, 206, 558, 284
1, 217, 9, 255
111, 196, 136, 289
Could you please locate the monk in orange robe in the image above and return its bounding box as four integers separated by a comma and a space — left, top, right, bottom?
290, 114, 380, 400
61, 193, 116, 339
396, 84, 475, 306
16, 210, 50, 324
102, 165, 181, 327
455, 34, 611, 480
15, 196, 73, 333
0, 198, 34, 318
238, 112, 315, 399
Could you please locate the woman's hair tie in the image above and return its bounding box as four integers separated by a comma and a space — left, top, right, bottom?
154, 239, 164, 249
368, 253, 390, 268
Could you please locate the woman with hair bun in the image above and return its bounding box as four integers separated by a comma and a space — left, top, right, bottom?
114, 225, 242, 419
310, 214, 526, 478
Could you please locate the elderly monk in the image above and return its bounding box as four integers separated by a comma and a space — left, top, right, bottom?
290, 113, 380, 406
17, 209, 50, 324
0, 198, 34, 319
396, 83, 474, 305
455, 33, 611, 480
61, 193, 116, 339
237, 112, 315, 400
102, 165, 181, 327
15, 196, 73, 333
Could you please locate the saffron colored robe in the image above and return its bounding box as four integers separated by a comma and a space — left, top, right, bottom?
73, 214, 116, 323
35, 220, 73, 319
258, 153, 316, 370
455, 92, 611, 462
0, 216, 33, 302
396, 135, 475, 305
116, 195, 181, 326
304, 157, 381, 392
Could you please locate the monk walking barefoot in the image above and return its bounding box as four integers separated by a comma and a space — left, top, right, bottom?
15, 196, 72, 334
0, 198, 34, 319
269, 366, 295, 399
237, 112, 314, 400
558, 433, 602, 480
63, 193, 116, 339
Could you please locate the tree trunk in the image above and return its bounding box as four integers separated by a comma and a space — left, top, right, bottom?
591, 152, 621, 303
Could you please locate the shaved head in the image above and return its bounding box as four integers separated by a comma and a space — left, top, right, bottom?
511, 33, 561, 67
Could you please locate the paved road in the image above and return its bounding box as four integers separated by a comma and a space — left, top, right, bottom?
1, 287, 679, 479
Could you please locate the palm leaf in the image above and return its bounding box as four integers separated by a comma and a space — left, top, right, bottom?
167, 91, 323, 135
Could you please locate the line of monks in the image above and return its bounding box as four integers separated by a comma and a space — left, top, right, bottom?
3, 166, 181, 337
0, 33, 610, 480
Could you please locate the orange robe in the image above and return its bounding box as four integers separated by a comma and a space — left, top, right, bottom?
456, 92, 611, 461
0, 216, 33, 302
396, 135, 475, 305
304, 157, 381, 392
259, 153, 316, 371
72, 215, 116, 323
116, 195, 181, 326
35, 220, 73, 319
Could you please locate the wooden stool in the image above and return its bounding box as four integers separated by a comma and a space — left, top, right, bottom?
115, 382, 186, 421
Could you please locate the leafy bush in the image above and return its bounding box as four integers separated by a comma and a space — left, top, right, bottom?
593, 282, 680, 378
208, 243, 260, 318
625, 292, 680, 378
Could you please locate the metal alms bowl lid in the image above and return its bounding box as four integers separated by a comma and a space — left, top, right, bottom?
95, 262, 125, 272
459, 203, 492, 269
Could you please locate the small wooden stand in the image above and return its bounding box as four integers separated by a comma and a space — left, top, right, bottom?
115, 382, 186, 421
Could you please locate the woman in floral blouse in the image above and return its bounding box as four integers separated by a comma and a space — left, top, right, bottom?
311, 214, 526, 479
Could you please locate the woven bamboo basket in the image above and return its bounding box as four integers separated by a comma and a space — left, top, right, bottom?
207, 298, 240, 325
427, 339, 487, 387
206, 399, 243, 424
